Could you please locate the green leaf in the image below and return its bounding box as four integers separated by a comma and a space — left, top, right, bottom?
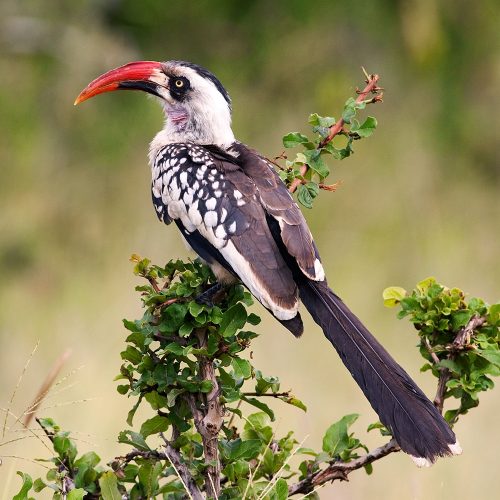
323, 414, 359, 456
118, 430, 150, 451
281, 395, 307, 412
13, 472, 33, 500
53, 433, 77, 463
126, 396, 143, 426
33, 478, 46, 493
145, 391, 168, 410
74, 451, 100, 469
451, 310, 473, 330
140, 415, 170, 438
219, 303, 247, 337
121, 346, 143, 365
227, 439, 262, 460
247, 313, 261, 325
342, 98, 357, 123
160, 303, 188, 333
383, 286, 406, 307
138, 461, 162, 496
223, 460, 250, 483
200, 380, 214, 393
242, 396, 275, 421
268, 478, 289, 500
99, 472, 122, 500
167, 388, 185, 407
255, 370, 280, 394
178, 322, 194, 337
164, 342, 186, 355
438, 359, 462, 374
304, 150, 329, 177
67, 489, 86, 500
283, 132, 310, 148
245, 412, 271, 432
188, 301, 204, 317
416, 277, 437, 293
309, 113, 335, 128
356, 116, 377, 137
367, 421, 391, 436
488, 304, 500, 325
297, 182, 320, 209
117, 384, 129, 395
477, 349, 500, 367
232, 357, 252, 379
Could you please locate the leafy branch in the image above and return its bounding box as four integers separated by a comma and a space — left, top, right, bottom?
279, 70, 383, 208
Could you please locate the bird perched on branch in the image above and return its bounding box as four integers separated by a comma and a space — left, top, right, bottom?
75, 60, 461, 466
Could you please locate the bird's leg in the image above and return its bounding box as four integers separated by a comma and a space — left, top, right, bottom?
196, 282, 224, 306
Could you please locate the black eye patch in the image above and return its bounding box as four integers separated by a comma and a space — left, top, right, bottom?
169, 76, 191, 101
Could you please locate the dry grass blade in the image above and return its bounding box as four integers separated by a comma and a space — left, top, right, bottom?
2, 340, 40, 439
24, 397, 100, 415
23, 349, 72, 427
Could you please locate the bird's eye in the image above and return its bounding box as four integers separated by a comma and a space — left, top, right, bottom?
175, 79, 184, 88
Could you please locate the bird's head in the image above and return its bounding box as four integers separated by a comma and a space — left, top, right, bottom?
75, 60, 235, 149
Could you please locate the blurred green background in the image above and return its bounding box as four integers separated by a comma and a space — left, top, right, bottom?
1, 1, 499, 498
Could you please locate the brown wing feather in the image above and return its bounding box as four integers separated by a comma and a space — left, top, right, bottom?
228, 143, 324, 281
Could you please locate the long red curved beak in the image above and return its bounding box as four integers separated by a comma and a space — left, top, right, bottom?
74, 61, 164, 105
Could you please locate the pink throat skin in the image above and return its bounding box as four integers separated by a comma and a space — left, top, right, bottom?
166, 104, 188, 130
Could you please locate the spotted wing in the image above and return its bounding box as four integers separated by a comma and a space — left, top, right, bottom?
151, 143, 299, 321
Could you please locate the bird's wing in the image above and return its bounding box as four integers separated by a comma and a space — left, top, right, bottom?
224, 142, 325, 282
152, 143, 299, 321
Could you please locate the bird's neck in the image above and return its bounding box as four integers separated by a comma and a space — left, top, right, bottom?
149, 102, 235, 163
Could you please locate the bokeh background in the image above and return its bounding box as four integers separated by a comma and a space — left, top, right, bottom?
1, 1, 499, 498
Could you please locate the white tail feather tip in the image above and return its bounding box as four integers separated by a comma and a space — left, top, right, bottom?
411, 456, 433, 468
449, 441, 463, 455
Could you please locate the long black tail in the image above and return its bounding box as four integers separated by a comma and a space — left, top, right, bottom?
299, 280, 461, 464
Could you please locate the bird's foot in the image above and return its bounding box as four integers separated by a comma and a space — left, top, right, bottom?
195, 282, 224, 307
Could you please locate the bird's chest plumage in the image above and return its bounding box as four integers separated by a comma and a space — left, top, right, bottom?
151, 143, 249, 249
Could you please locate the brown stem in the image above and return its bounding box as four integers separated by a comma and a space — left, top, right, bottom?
288, 71, 381, 194
288, 439, 400, 496
433, 314, 486, 412
288, 164, 308, 194
160, 433, 204, 500
147, 276, 161, 293
194, 328, 223, 498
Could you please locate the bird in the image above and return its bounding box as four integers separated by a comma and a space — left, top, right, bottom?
75, 60, 461, 466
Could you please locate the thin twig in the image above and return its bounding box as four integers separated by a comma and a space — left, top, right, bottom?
288, 439, 400, 496
242, 392, 291, 398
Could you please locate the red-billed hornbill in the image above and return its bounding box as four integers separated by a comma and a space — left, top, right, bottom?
75, 60, 461, 466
